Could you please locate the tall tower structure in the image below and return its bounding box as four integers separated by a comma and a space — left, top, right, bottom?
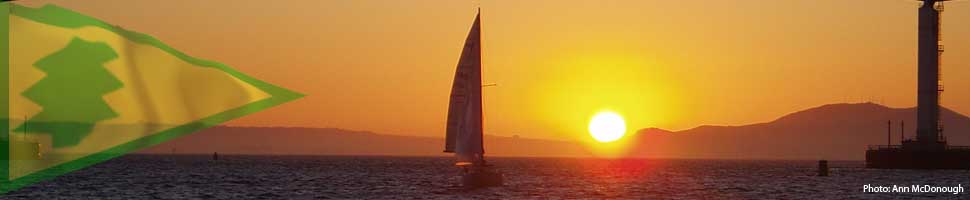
866, 0, 970, 170
915, 0, 947, 147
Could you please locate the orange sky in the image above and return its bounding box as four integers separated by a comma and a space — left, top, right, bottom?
16, 0, 970, 142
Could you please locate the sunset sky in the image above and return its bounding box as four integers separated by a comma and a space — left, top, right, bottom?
16, 0, 970, 142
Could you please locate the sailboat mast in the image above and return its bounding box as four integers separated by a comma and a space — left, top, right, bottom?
477, 7, 486, 159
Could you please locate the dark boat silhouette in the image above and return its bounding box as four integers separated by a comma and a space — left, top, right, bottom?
442, 8, 503, 187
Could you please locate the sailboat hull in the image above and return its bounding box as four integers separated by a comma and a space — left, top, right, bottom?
461, 166, 503, 188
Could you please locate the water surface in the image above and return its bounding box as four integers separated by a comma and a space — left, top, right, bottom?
2, 155, 968, 199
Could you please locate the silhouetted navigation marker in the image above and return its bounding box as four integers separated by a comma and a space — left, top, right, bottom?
818, 160, 828, 177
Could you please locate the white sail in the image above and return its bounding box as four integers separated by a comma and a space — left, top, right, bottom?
444, 12, 484, 163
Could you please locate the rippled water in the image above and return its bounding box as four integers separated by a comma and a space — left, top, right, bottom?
2, 155, 969, 199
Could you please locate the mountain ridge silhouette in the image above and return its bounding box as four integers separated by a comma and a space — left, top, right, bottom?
139, 102, 970, 160
632, 102, 970, 160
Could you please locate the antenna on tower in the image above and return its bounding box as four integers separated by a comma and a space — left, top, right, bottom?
887, 121, 892, 146
900, 120, 905, 143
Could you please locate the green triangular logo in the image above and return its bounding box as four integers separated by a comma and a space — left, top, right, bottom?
1, 3, 303, 193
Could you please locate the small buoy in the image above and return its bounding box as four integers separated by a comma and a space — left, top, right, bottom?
818, 160, 829, 176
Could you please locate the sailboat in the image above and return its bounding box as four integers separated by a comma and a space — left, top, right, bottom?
443, 9, 503, 188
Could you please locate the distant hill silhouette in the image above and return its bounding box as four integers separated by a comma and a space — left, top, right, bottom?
631, 103, 970, 160
138, 126, 592, 158
138, 102, 970, 160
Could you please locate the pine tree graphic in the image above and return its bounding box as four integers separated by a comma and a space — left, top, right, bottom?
14, 37, 123, 148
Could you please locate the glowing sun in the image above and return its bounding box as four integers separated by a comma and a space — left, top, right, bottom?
588, 111, 626, 142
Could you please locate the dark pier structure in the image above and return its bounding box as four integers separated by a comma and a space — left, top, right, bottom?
866, 0, 970, 169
